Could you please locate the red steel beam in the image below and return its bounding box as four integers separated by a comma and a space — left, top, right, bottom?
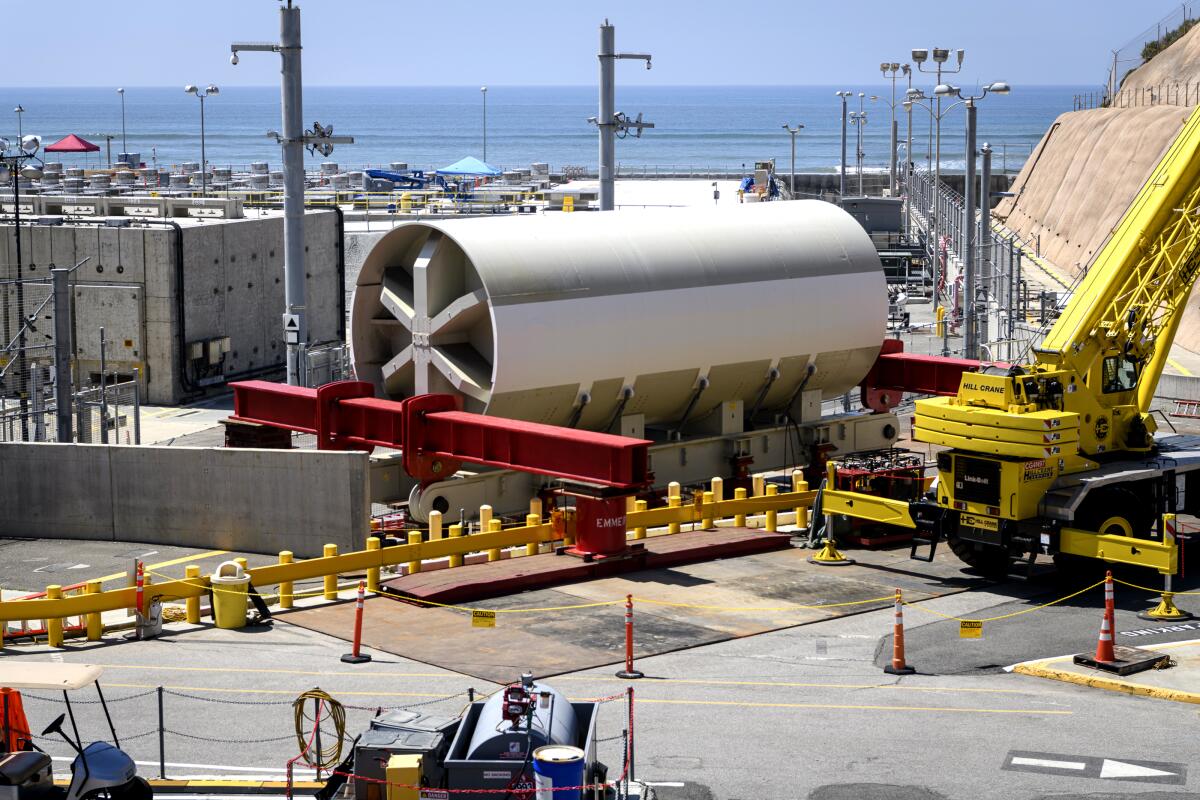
860, 340, 1008, 412
229, 380, 651, 490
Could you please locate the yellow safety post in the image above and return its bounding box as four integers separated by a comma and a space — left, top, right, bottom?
184, 567, 202, 623
765, 485, 778, 532
407, 531, 422, 575
530, 497, 543, 520
487, 518, 503, 561
626, 495, 637, 513
668, 482, 682, 534
526, 514, 541, 556
752, 475, 765, 497
1139, 513, 1195, 621
85, 579, 103, 640
366, 536, 382, 593
700, 491, 715, 529
46, 585, 63, 648
429, 510, 443, 540
234, 557, 248, 573
711, 476, 724, 503
935, 305, 946, 338
278, 551, 294, 609
734, 487, 748, 527
384, 753, 422, 800
634, 499, 648, 539
449, 524, 464, 567
323, 544, 339, 600
479, 504, 493, 541
563, 195, 575, 213
792, 470, 809, 529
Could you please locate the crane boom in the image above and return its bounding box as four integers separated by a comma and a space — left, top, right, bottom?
1038, 105, 1200, 414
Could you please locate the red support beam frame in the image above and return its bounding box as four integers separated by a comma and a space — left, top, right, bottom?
860, 340, 1008, 412
229, 380, 651, 490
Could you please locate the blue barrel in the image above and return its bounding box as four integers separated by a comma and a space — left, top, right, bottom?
532, 745, 585, 800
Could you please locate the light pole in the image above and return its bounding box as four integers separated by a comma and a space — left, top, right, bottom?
849, 107, 866, 195
184, 84, 218, 197
935, 82, 1011, 359
13, 105, 23, 140
781, 123, 803, 196
117, 88, 127, 155
0, 135, 45, 441
593, 19, 654, 212
880, 62, 905, 194
836, 91, 852, 197
480, 86, 488, 162
911, 48, 964, 314
233, 5, 354, 387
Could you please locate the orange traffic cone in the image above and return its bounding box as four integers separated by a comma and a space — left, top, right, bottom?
883, 588, 915, 675
1094, 570, 1116, 663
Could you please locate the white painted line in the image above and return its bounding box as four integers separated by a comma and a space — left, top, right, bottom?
68, 564, 91, 570
1100, 759, 1177, 779
50, 756, 286, 774
1010, 756, 1086, 771
644, 782, 685, 787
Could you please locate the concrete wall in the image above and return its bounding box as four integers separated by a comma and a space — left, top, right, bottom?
0, 443, 369, 557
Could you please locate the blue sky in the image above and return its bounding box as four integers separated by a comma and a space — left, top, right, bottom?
9, 1, 1184, 87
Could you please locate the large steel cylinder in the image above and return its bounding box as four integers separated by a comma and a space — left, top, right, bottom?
351, 201, 885, 430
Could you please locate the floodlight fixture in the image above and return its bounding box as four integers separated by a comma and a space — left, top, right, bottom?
911, 48, 928, 64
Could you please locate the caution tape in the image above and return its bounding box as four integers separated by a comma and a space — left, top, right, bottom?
1114, 578, 1200, 596
902, 578, 1106, 624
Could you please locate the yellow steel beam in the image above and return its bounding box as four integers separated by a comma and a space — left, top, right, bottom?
1058, 528, 1179, 575
821, 489, 917, 529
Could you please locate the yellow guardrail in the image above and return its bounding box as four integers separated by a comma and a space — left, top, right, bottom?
0, 474, 815, 645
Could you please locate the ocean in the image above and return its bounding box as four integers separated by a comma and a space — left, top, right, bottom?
0, 85, 1087, 176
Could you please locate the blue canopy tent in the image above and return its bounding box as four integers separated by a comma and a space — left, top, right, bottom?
435, 156, 501, 177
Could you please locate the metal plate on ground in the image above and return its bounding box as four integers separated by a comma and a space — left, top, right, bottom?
1072, 644, 1171, 675
281, 543, 969, 683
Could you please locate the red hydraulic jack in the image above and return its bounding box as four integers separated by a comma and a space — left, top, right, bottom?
555, 486, 646, 563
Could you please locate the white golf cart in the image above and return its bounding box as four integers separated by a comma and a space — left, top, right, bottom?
0, 663, 150, 800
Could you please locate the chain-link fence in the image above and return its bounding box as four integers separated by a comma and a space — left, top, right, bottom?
1105, 2, 1199, 101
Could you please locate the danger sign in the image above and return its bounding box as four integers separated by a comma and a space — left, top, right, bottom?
472, 609, 496, 628
959, 620, 983, 639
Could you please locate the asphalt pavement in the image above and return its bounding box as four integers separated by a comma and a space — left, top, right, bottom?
3, 540, 1199, 800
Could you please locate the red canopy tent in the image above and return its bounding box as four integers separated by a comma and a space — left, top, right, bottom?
44, 134, 100, 153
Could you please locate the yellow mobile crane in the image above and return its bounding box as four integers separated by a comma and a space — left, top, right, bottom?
827, 106, 1200, 575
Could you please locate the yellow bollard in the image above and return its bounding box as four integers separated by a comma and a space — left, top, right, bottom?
183, 567, 202, 623
479, 504, 493, 531
935, 304, 946, 338
626, 495, 637, 514
407, 531, 422, 574
792, 469, 809, 529
46, 585, 64, 648
529, 497, 543, 521
323, 544, 339, 600
85, 580, 103, 640
278, 551, 294, 610
668, 481, 682, 535
734, 487, 748, 527
367, 536, 382, 593
752, 475, 765, 497
449, 523, 464, 567
234, 557, 248, 573
700, 491, 715, 529
634, 499, 648, 539
429, 510, 443, 540
765, 484, 779, 532
487, 518, 502, 561
526, 514, 541, 556
711, 476, 724, 503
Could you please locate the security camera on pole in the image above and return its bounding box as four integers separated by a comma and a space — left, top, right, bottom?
592, 19, 654, 212
232, 1, 353, 387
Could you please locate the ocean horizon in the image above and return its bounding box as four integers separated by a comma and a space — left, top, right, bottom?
0, 84, 1089, 175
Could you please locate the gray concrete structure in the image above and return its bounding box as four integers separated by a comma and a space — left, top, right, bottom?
0, 442, 368, 556
0, 208, 342, 404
